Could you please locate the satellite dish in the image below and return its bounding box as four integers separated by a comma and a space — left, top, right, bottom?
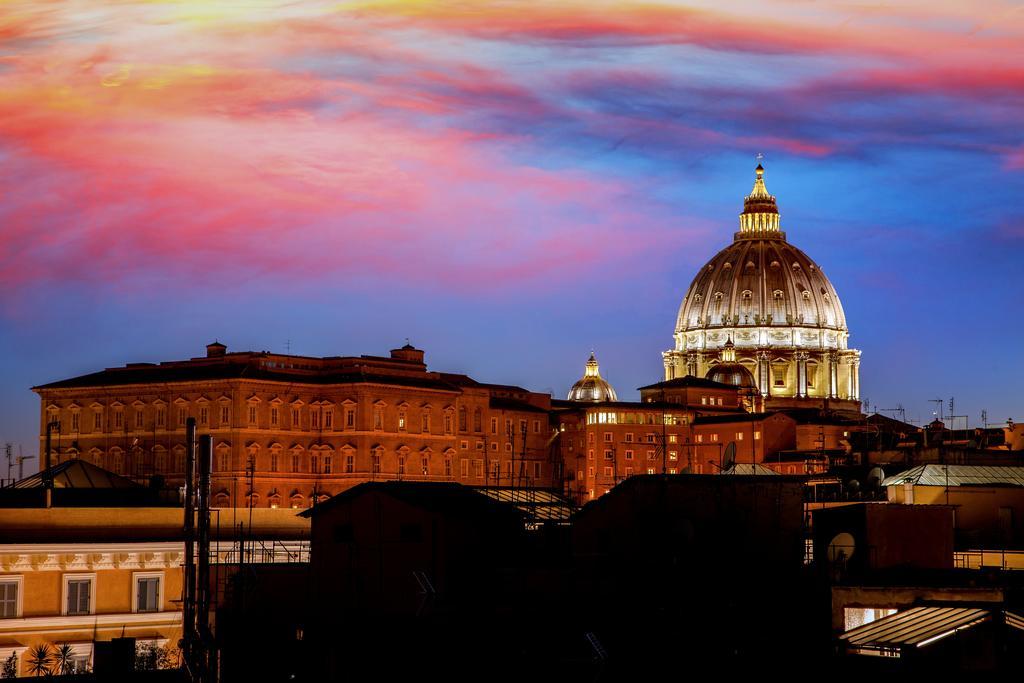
827, 532, 855, 563
867, 467, 885, 488
722, 442, 737, 471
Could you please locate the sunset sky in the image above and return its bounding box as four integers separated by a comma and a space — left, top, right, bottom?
1, 0, 1023, 457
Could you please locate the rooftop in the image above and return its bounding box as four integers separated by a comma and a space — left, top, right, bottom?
882, 464, 1024, 488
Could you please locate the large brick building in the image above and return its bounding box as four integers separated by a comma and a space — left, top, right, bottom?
33, 343, 560, 508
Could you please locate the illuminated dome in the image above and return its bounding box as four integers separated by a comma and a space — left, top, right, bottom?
663, 164, 862, 413
568, 353, 618, 402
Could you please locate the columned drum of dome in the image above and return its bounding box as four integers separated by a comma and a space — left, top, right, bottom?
568, 353, 618, 402
663, 165, 862, 414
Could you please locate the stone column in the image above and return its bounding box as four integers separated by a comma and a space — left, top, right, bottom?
849, 357, 860, 400
828, 350, 839, 399
757, 350, 770, 397
796, 351, 809, 398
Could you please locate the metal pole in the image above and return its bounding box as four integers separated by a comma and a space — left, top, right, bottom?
196, 434, 213, 683
183, 418, 197, 676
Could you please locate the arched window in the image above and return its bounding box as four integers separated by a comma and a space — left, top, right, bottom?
473, 408, 482, 432
458, 406, 467, 432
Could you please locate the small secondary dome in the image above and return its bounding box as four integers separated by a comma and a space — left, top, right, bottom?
704, 339, 757, 391
568, 353, 618, 402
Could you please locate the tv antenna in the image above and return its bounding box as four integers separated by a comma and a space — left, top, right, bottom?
929, 398, 945, 422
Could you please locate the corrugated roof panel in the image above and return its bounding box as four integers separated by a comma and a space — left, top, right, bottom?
882, 464, 1024, 488
840, 606, 990, 648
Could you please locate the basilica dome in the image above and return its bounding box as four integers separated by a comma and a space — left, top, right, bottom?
568, 353, 617, 402
663, 164, 861, 413
674, 165, 847, 346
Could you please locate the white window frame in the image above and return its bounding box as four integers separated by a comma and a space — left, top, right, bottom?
62, 573, 96, 616
132, 571, 164, 613
0, 576, 24, 619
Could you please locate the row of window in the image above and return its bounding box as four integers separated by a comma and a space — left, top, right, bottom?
50, 404, 547, 437
0, 573, 162, 620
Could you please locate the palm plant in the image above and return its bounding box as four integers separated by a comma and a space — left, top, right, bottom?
52, 643, 75, 676
25, 644, 52, 677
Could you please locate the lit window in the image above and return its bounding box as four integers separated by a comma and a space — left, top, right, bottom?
701, 397, 707, 405
669, 451, 678, 461
711, 434, 719, 442
737, 432, 744, 441
669, 468, 677, 475
755, 431, 761, 440
421, 457, 428, 475
398, 411, 407, 431
646, 468, 655, 475
669, 435, 678, 444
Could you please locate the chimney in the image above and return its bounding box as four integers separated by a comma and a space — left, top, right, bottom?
206, 341, 227, 358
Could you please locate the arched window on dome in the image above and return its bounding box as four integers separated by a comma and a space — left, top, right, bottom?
713, 292, 724, 322
772, 290, 786, 323
740, 290, 753, 322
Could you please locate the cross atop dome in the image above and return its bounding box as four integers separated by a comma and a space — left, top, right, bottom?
738, 162, 783, 239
